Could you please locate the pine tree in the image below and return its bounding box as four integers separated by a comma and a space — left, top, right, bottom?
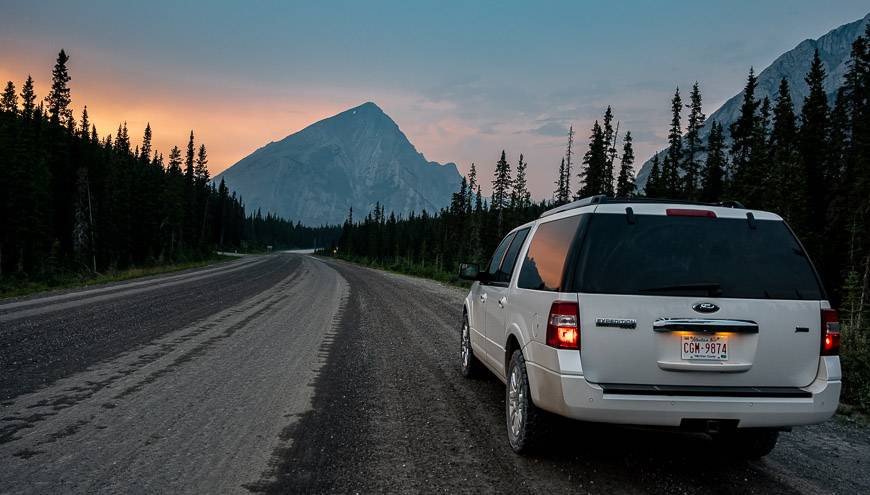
744, 96, 771, 208
141, 123, 152, 163
578, 120, 607, 197
797, 49, 831, 250
195, 144, 209, 183
115, 122, 130, 155
700, 121, 727, 202
554, 157, 566, 203
512, 153, 530, 209
1, 81, 17, 113
683, 82, 705, 199
663, 87, 683, 197
645, 154, 663, 197
466, 163, 477, 213
563, 125, 575, 200
79, 106, 90, 140
602, 106, 617, 195
491, 150, 512, 210
20, 75, 36, 119
769, 77, 801, 220
730, 68, 760, 201
451, 177, 468, 214
45, 49, 73, 126
185, 131, 195, 185
615, 131, 636, 197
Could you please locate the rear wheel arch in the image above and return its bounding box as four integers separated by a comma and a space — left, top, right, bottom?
505, 333, 522, 375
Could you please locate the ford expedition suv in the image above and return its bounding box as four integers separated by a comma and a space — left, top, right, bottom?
458, 196, 841, 457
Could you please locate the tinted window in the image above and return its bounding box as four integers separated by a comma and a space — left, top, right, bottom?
575, 214, 823, 300
495, 228, 530, 283
518, 216, 582, 291
486, 232, 516, 278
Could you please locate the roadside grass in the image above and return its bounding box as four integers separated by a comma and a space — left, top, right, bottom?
0, 254, 237, 300
325, 254, 471, 289
837, 403, 870, 425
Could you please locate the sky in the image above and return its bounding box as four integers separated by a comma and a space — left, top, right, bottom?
2, 0, 869, 198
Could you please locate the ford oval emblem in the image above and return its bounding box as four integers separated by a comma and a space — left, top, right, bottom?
693, 302, 720, 313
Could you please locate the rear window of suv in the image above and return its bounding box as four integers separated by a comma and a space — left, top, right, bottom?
574, 213, 824, 300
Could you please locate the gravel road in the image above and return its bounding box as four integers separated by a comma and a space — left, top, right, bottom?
1, 254, 867, 494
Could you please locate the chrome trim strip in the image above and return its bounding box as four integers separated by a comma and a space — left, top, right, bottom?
653, 318, 759, 334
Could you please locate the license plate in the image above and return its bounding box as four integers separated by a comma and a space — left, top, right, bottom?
681, 335, 728, 361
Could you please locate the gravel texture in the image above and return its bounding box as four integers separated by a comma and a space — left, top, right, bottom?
1, 255, 867, 494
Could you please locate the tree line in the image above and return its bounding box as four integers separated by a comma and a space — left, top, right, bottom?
0, 50, 337, 279
335, 25, 870, 409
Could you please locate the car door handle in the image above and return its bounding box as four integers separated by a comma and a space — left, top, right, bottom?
498, 297, 507, 308
480, 294, 487, 303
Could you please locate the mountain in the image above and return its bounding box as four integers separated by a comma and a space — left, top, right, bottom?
215, 102, 462, 226
636, 12, 870, 191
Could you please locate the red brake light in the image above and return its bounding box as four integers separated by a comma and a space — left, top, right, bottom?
547, 301, 580, 349
666, 208, 717, 218
821, 308, 840, 356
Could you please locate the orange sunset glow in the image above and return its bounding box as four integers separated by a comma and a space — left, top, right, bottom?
0, 50, 364, 176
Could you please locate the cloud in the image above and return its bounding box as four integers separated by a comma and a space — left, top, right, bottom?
531, 121, 569, 137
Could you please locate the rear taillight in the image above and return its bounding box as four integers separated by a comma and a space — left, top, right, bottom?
821, 308, 840, 356
546, 301, 579, 349
666, 208, 717, 218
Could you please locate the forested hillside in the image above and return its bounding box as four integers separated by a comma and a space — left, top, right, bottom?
335, 27, 870, 410
0, 50, 338, 283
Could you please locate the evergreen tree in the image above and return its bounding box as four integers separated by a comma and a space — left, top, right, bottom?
141, 123, 152, 163
185, 130, 195, 185
512, 153, 530, 209
491, 150, 512, 237
744, 96, 772, 208
563, 124, 575, 200
115, 122, 130, 155
729, 68, 760, 201
768, 78, 802, 222
645, 154, 663, 197
45, 49, 73, 126
797, 49, 831, 251
1, 81, 17, 113
491, 150, 512, 210
615, 131, 636, 197
663, 87, 683, 197
683, 82, 705, 199
451, 176, 468, 214
700, 121, 726, 202
79, 106, 90, 140
554, 157, 566, 203
578, 120, 607, 197
465, 163, 477, 213
601, 106, 617, 195
20, 75, 36, 119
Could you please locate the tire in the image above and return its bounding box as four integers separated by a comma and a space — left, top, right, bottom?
460, 314, 483, 378
712, 428, 779, 459
506, 349, 549, 454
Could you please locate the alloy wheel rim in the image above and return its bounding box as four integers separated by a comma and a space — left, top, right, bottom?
508, 365, 523, 438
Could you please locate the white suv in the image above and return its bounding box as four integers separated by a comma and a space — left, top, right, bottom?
459, 196, 841, 457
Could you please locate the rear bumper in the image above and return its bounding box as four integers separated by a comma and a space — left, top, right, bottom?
525, 356, 841, 428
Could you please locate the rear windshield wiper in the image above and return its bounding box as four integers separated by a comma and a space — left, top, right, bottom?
639, 282, 722, 296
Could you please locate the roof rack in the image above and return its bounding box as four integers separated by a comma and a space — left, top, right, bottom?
539, 195, 607, 218
539, 196, 746, 218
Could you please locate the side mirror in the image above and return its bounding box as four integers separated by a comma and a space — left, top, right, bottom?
458, 262, 481, 281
